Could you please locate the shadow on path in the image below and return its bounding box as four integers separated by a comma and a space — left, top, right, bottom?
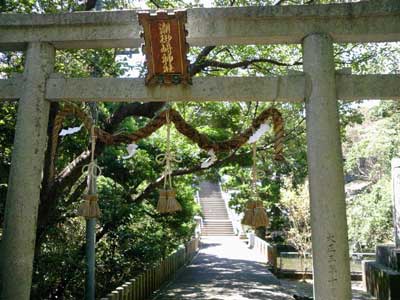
153, 237, 291, 300
153, 237, 376, 300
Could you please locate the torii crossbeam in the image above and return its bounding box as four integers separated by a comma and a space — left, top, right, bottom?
0, 1, 400, 300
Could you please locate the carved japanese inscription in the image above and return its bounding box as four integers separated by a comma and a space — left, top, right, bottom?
138, 10, 191, 85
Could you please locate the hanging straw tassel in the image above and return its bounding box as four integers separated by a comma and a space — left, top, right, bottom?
78, 194, 101, 219
157, 189, 168, 213
156, 108, 182, 214
242, 200, 256, 226
157, 187, 178, 213
242, 142, 270, 227
166, 189, 182, 212
253, 200, 269, 228
78, 125, 102, 219
157, 189, 182, 213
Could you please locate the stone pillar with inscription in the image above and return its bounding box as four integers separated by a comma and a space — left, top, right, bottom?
303, 33, 352, 300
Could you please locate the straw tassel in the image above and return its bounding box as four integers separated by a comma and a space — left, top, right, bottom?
253, 200, 269, 228
242, 200, 256, 226
242, 142, 269, 228
157, 189, 182, 213
156, 108, 182, 214
78, 194, 101, 219
78, 125, 102, 219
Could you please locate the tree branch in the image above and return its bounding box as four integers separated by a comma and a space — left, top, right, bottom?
105, 102, 166, 133
189, 46, 216, 76
200, 58, 302, 70
37, 101, 166, 234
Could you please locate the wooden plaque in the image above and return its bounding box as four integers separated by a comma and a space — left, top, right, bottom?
138, 10, 191, 86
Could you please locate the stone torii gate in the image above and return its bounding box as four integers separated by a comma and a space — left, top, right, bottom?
1, 1, 400, 299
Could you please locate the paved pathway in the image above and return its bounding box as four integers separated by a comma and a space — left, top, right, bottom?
154, 236, 376, 300
154, 237, 294, 300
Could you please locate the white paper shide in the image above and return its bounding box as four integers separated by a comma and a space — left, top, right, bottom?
122, 143, 138, 159
59, 124, 83, 136
248, 123, 270, 144
201, 149, 217, 168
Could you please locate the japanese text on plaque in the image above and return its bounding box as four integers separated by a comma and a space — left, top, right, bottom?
159, 22, 174, 73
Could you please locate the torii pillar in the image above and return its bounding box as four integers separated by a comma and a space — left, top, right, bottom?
303, 33, 352, 300
1, 42, 54, 299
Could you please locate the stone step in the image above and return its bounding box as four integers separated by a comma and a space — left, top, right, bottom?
203, 220, 232, 222
199, 181, 233, 237
203, 225, 234, 229
204, 221, 230, 223
203, 215, 229, 217
202, 208, 227, 210
201, 207, 227, 209
204, 231, 234, 233
203, 230, 233, 232
202, 207, 226, 210
203, 230, 234, 232
202, 207, 227, 210
202, 207, 227, 209
202, 226, 233, 229
202, 233, 235, 236
204, 221, 232, 224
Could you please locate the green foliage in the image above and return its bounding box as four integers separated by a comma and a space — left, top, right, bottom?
343, 102, 399, 251
279, 180, 311, 279
279, 180, 311, 254
0, 102, 16, 228
0, 0, 399, 298
347, 176, 393, 251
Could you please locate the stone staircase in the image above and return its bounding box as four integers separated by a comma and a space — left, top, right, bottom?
199, 181, 235, 236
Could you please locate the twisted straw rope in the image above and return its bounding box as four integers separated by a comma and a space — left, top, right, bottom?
155, 109, 181, 189
50, 104, 285, 178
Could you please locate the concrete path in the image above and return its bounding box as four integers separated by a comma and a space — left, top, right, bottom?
154, 237, 293, 300
154, 237, 376, 300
